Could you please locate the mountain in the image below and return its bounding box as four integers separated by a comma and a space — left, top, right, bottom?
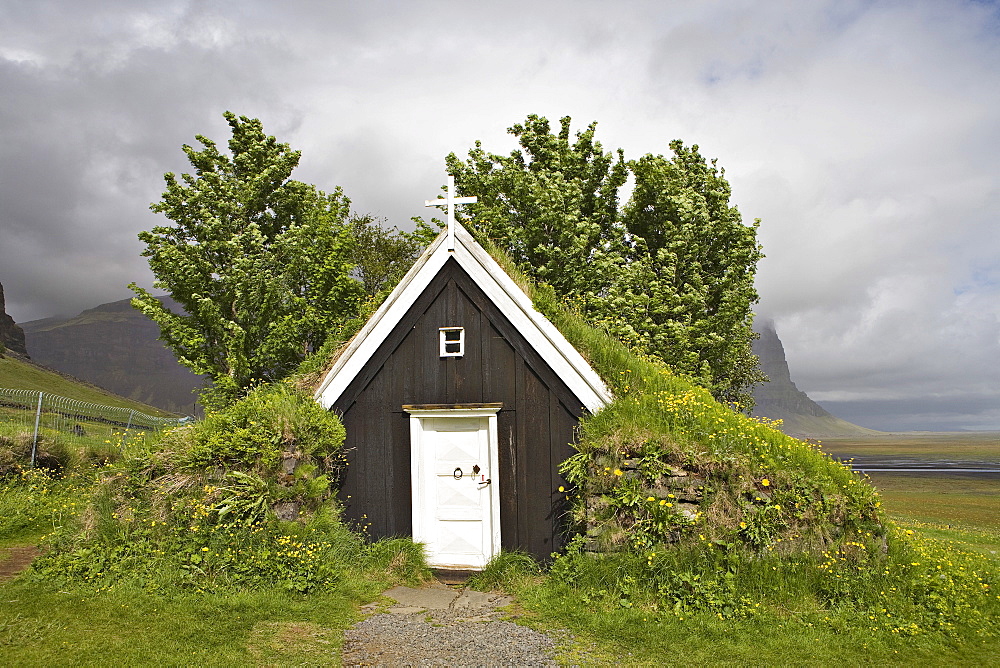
751, 319, 878, 438
21, 297, 203, 415
0, 282, 28, 357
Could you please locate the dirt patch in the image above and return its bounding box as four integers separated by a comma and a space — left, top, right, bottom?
0, 546, 40, 582
246, 620, 338, 664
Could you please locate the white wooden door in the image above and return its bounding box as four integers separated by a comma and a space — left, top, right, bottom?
407, 407, 501, 570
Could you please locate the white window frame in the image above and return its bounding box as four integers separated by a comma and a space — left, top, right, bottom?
439, 326, 465, 357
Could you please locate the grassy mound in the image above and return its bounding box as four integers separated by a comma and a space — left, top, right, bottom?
524, 273, 882, 555
563, 368, 881, 554
28, 384, 429, 593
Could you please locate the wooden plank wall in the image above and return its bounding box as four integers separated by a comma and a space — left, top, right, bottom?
335, 259, 585, 559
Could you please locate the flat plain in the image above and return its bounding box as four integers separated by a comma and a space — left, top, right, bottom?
822, 433, 1000, 549
821, 431, 1000, 462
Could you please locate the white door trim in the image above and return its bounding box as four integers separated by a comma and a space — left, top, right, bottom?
405, 405, 502, 570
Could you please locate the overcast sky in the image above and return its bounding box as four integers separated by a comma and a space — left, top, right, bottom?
1, 0, 998, 431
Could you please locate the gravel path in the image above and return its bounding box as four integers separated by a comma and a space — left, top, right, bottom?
342, 584, 559, 667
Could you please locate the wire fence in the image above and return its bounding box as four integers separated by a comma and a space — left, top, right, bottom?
0, 388, 185, 466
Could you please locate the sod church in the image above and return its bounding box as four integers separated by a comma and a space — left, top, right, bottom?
315, 179, 610, 569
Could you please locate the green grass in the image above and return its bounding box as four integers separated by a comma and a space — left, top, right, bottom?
0, 582, 363, 665
0, 468, 96, 544
0, 384, 432, 665
0, 356, 173, 416
2, 464, 998, 665
510, 583, 1000, 666
903, 522, 1000, 560
4, 559, 995, 667
0, 529, 427, 666
868, 472, 1000, 531
0, 460, 429, 665
493, 434, 1000, 666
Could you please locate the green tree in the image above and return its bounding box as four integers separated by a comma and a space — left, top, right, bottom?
599, 143, 765, 405
447, 116, 763, 407
349, 214, 440, 299
130, 112, 364, 406
445, 115, 627, 298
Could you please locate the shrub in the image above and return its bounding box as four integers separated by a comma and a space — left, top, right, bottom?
177, 383, 346, 471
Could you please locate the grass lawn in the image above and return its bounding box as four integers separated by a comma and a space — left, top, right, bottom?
508, 432, 1000, 666
2, 432, 997, 665
0, 580, 362, 665
2, 566, 996, 667
512, 589, 1000, 667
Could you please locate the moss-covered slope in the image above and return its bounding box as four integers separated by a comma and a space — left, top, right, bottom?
524, 271, 885, 555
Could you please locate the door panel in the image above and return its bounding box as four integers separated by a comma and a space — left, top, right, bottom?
409, 409, 500, 569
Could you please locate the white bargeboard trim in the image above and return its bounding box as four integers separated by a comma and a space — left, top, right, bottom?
315, 222, 612, 413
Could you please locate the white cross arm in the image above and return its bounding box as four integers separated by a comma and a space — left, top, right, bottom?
424, 174, 478, 251
424, 195, 478, 207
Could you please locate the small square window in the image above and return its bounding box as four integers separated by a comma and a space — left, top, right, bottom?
439, 327, 465, 357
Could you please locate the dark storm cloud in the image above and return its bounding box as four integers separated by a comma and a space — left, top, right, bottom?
0, 0, 301, 319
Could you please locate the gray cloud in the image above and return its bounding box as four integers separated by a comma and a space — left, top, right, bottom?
1, 0, 998, 430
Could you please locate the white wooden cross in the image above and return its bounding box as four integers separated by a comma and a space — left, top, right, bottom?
425, 174, 477, 251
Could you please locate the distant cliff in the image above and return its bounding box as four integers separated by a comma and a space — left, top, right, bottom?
21, 297, 203, 415
0, 282, 28, 357
751, 319, 878, 438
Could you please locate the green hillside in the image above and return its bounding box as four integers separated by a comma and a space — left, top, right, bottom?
0, 355, 174, 417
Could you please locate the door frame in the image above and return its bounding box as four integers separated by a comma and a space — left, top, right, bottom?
403, 403, 502, 569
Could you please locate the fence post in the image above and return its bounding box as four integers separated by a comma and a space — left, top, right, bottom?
31, 391, 43, 468
122, 410, 137, 453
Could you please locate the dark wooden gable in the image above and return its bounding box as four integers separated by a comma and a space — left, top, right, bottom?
333, 257, 584, 559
